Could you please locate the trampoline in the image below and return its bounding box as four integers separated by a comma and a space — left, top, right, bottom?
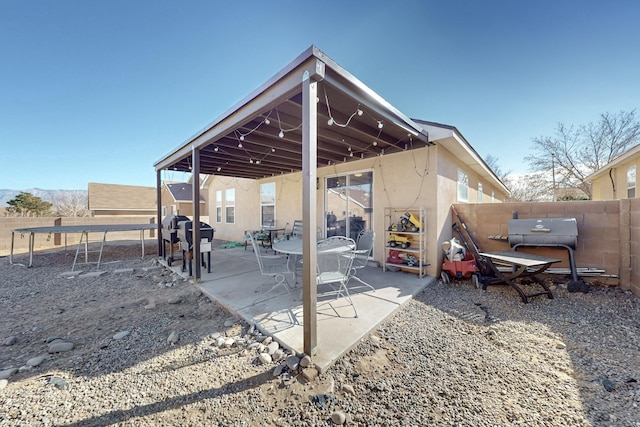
10, 223, 157, 268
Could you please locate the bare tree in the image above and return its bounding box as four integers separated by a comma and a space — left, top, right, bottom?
525, 110, 640, 199
52, 191, 89, 217
484, 154, 511, 182
504, 172, 553, 202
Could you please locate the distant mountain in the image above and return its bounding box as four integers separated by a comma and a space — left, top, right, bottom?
0, 189, 87, 208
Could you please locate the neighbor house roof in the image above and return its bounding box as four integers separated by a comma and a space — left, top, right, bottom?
585, 143, 640, 182
165, 183, 206, 203
88, 183, 156, 211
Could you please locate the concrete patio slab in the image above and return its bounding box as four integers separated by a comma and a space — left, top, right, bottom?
164, 246, 434, 372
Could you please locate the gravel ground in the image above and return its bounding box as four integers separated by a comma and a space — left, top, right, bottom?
1, 243, 640, 426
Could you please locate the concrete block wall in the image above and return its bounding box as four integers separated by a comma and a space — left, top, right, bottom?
453, 201, 636, 294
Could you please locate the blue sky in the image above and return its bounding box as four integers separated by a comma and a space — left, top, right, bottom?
1, 0, 639, 190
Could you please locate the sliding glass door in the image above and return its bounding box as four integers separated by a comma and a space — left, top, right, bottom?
325, 171, 373, 241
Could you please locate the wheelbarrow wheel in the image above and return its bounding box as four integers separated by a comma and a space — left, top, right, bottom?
440, 271, 451, 284
471, 273, 481, 289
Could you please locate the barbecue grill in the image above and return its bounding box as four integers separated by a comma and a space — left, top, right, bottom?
161, 215, 190, 265
176, 220, 215, 276
508, 218, 581, 284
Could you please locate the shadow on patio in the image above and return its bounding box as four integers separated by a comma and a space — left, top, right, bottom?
163, 245, 434, 372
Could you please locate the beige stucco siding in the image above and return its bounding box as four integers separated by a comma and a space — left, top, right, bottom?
590, 157, 639, 200
205, 144, 505, 277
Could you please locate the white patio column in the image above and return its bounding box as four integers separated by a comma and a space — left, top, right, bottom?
192, 144, 201, 281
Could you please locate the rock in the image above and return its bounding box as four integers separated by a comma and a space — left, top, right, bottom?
223, 319, 236, 327
258, 353, 272, 365
247, 342, 261, 350
267, 341, 280, 355
48, 341, 75, 353
144, 301, 157, 310
272, 349, 284, 361
113, 331, 130, 340
26, 356, 46, 367
0, 368, 18, 380
0, 379, 7, 390
215, 337, 226, 347
49, 377, 68, 389
302, 367, 319, 382
18, 365, 31, 372
602, 378, 617, 392
262, 336, 273, 345
556, 341, 567, 349
342, 384, 355, 395
3, 336, 17, 346
210, 332, 221, 340
370, 335, 381, 347
331, 411, 346, 425
273, 363, 286, 377
167, 296, 182, 304
286, 356, 300, 371
46, 336, 63, 343
300, 355, 313, 368
167, 331, 179, 344
224, 338, 235, 348
235, 337, 246, 346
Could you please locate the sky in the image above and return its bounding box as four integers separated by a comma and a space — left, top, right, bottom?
1, 0, 639, 190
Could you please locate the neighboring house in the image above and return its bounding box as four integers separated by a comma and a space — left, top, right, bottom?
586, 144, 640, 200
88, 183, 157, 216
161, 181, 209, 217
153, 46, 509, 279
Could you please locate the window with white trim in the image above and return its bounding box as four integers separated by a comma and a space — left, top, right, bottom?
478, 182, 483, 203
627, 165, 636, 198
260, 182, 275, 226
225, 189, 235, 223
216, 190, 222, 223
457, 169, 469, 202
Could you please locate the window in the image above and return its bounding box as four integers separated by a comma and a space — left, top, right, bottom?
457, 169, 469, 202
491, 190, 495, 203
260, 182, 275, 226
216, 191, 222, 223
627, 165, 636, 198
478, 183, 483, 203
162, 206, 167, 217
225, 189, 235, 223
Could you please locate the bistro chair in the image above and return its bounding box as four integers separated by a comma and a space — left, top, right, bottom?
347, 229, 376, 293
248, 232, 293, 304
316, 236, 358, 318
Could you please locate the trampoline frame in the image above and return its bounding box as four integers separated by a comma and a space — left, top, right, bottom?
10, 224, 157, 268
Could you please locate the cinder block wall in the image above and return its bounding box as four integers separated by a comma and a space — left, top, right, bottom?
453, 201, 638, 296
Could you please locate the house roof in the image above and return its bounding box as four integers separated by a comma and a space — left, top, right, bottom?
413, 119, 509, 194
585, 143, 640, 182
165, 183, 206, 203
88, 183, 156, 211
154, 45, 432, 179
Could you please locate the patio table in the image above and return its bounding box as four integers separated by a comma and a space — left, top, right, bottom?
478, 250, 561, 303
261, 226, 286, 250
272, 238, 355, 285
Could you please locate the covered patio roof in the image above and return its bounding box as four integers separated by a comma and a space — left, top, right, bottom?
154, 45, 432, 178
153, 45, 435, 358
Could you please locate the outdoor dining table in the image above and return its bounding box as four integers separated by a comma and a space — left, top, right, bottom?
272, 238, 355, 285
260, 226, 286, 251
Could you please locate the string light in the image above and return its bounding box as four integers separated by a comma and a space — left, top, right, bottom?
377, 121, 384, 129
279, 130, 284, 138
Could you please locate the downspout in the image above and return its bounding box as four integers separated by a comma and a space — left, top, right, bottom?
609, 168, 616, 199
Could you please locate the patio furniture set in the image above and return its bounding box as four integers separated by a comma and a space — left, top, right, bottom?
247, 225, 376, 317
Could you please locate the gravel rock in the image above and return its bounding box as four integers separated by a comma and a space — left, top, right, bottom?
113, 331, 130, 340
331, 411, 346, 425
1, 245, 639, 426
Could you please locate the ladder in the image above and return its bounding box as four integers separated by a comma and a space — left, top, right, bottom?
72, 231, 107, 271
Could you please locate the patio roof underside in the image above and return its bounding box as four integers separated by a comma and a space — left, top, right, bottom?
155, 48, 432, 179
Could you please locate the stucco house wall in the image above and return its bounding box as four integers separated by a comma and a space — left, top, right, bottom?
207, 141, 506, 277
587, 144, 640, 200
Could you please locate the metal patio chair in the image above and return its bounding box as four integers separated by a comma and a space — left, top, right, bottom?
316, 236, 358, 318
347, 229, 376, 293
248, 232, 293, 304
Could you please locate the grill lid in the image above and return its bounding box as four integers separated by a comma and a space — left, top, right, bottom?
508, 218, 578, 248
